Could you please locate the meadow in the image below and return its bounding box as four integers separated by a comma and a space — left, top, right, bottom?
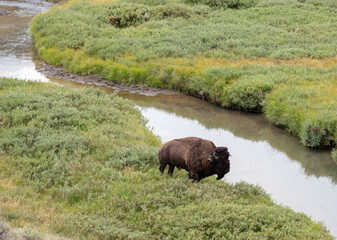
30, 0, 337, 160
0, 78, 333, 239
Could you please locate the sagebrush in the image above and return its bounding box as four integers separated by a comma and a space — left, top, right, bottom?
0, 78, 333, 239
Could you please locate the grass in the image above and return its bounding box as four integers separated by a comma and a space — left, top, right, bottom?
32, 0, 337, 59
0, 77, 333, 239
29, 0, 337, 159
0, 216, 66, 240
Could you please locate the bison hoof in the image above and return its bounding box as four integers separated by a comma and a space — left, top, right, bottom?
188, 172, 192, 179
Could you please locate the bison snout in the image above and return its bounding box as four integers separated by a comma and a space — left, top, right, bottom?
216, 174, 224, 180
216, 164, 230, 180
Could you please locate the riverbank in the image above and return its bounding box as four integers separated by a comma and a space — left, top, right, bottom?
37, 62, 176, 96
30, 0, 337, 160
0, 78, 333, 239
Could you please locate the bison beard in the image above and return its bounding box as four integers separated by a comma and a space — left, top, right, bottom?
158, 137, 230, 182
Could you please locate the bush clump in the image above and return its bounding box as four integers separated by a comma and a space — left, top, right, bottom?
125, 0, 169, 6
151, 4, 196, 19
300, 115, 337, 148
182, 0, 259, 9
107, 3, 150, 28
224, 78, 274, 112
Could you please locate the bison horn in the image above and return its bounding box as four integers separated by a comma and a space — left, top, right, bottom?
211, 151, 219, 161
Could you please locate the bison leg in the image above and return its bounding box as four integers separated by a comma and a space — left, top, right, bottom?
188, 171, 192, 179
189, 171, 200, 182
168, 164, 175, 176
159, 163, 167, 174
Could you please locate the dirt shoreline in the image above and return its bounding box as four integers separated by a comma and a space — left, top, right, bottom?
36, 62, 178, 96
0, 8, 12, 16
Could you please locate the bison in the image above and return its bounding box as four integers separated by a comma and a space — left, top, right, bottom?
158, 137, 230, 181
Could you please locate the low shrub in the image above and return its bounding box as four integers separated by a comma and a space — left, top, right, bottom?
29, 0, 337, 157
31, 0, 337, 60
0, 217, 65, 240
125, 0, 169, 6
0, 78, 160, 189
299, 0, 337, 11
300, 114, 337, 148
151, 4, 195, 20
224, 78, 274, 112
107, 3, 150, 28
264, 87, 307, 135
0, 78, 333, 239
182, 0, 259, 9
265, 81, 337, 149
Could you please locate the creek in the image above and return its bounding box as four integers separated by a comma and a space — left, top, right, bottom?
0, 0, 336, 237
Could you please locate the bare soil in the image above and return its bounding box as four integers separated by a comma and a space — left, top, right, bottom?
36, 62, 177, 96
0, 8, 12, 16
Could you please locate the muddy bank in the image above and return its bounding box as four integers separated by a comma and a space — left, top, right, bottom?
45, 0, 65, 2
0, 8, 11, 16
36, 62, 177, 96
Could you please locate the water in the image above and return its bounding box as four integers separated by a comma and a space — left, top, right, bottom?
119, 92, 337, 236
1, 0, 337, 237
0, 0, 52, 81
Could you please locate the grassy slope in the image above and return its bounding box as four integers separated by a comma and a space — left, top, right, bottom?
0, 78, 333, 239
30, 0, 337, 160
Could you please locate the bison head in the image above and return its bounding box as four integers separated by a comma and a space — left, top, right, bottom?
211, 147, 230, 180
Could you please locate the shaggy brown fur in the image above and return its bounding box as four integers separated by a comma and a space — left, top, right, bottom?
158, 137, 230, 181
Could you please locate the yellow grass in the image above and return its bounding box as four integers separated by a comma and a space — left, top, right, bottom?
144, 56, 337, 70
301, 80, 337, 107
52, 0, 120, 10
0, 178, 65, 233
0, 178, 18, 191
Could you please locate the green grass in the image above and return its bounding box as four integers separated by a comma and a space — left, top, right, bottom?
30, 0, 337, 159
31, 0, 337, 59
0, 78, 333, 239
